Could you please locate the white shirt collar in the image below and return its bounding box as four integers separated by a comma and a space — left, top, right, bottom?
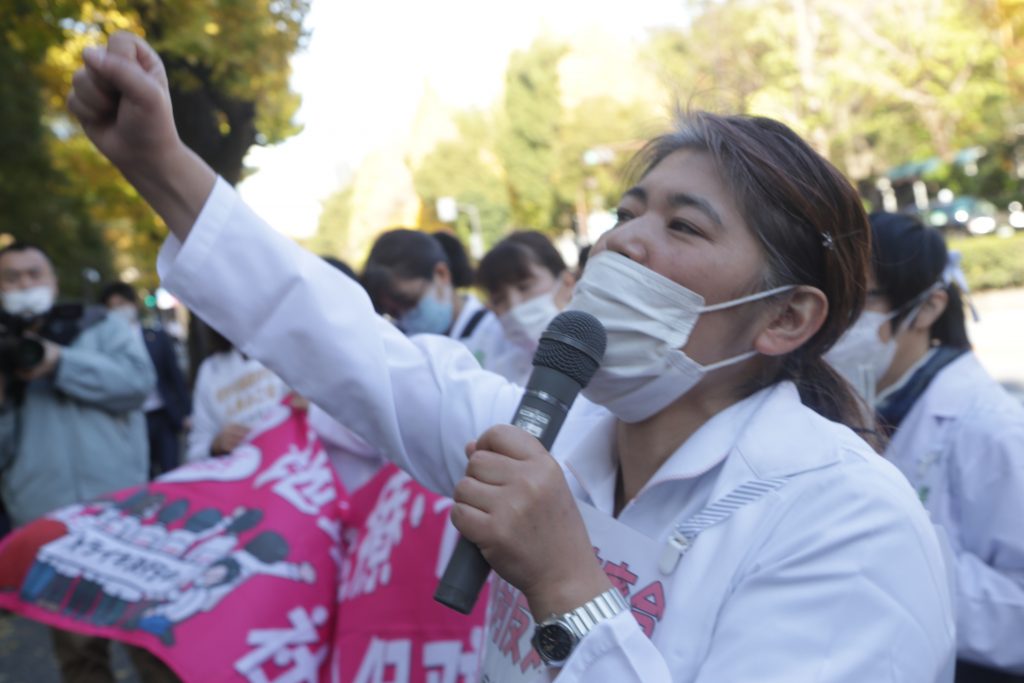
565, 382, 851, 514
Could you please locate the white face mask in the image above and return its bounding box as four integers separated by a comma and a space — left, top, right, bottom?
823, 310, 898, 405
825, 283, 939, 404
567, 251, 793, 423
2, 285, 55, 317
499, 291, 560, 350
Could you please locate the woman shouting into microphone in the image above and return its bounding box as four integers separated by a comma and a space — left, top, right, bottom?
69, 33, 955, 682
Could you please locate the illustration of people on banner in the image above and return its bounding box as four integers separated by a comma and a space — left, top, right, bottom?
0, 402, 344, 683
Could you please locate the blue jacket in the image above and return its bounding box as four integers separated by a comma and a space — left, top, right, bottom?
142, 325, 190, 427
0, 311, 155, 527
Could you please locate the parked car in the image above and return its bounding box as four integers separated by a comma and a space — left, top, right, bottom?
924, 196, 1003, 236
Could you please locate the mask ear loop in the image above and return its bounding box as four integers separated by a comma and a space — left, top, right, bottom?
698, 284, 796, 313
890, 282, 944, 336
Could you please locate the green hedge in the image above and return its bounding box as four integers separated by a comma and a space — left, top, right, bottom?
948, 232, 1024, 291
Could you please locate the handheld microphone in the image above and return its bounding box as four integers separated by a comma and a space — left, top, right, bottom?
434, 310, 607, 614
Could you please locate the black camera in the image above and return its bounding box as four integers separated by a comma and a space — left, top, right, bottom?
0, 315, 45, 374
0, 313, 46, 374
0, 304, 100, 376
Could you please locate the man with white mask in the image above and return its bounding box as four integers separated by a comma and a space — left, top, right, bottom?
0, 243, 155, 680
477, 231, 576, 384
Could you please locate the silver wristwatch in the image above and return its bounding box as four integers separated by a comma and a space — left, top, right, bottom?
531, 588, 630, 666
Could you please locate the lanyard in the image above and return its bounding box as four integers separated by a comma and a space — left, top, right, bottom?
659, 477, 789, 574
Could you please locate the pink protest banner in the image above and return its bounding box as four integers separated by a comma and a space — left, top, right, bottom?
0, 401, 347, 683
332, 464, 488, 683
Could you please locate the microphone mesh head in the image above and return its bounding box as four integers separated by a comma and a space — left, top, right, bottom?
533, 311, 607, 387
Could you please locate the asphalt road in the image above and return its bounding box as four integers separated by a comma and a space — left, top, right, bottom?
0, 612, 140, 683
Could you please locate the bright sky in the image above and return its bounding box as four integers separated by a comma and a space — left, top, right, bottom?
237, 0, 684, 238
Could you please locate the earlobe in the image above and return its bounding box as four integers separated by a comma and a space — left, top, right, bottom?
434, 261, 452, 286
912, 290, 948, 331
753, 286, 829, 357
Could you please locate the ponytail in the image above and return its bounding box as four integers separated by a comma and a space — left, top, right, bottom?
779, 354, 887, 452
931, 283, 971, 350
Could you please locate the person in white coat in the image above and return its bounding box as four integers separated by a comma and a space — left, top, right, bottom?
69, 33, 956, 682
186, 328, 290, 463
477, 231, 577, 385
361, 228, 512, 371
827, 212, 1024, 682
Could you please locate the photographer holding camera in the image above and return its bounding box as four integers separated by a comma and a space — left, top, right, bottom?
0, 242, 155, 681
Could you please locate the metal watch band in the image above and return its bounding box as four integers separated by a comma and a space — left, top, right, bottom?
562, 587, 630, 638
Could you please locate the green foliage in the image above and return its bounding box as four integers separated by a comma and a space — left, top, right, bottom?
131, 0, 309, 182
304, 184, 355, 260
499, 39, 567, 231
949, 232, 1024, 291
413, 110, 511, 250
0, 0, 307, 297
411, 42, 652, 244
648, 0, 1013, 183
0, 2, 113, 297
552, 96, 651, 227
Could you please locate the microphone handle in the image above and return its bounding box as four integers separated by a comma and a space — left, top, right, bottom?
434, 367, 582, 614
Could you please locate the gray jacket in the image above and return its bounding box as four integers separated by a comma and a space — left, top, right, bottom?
0, 311, 156, 527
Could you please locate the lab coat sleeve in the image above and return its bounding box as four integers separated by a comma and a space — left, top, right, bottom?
692, 471, 954, 682
185, 361, 218, 462
556, 467, 955, 682
950, 414, 1024, 673
554, 611, 671, 682
158, 178, 524, 496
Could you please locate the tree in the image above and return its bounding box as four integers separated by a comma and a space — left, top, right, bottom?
122, 0, 309, 185
553, 96, 651, 237
413, 110, 511, 250
304, 184, 355, 260
499, 38, 567, 231
0, 0, 113, 295
647, 0, 1012, 185
0, 0, 309, 295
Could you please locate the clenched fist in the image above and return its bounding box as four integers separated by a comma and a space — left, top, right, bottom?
68, 32, 215, 240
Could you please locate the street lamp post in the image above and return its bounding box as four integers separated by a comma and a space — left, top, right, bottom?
436, 196, 484, 259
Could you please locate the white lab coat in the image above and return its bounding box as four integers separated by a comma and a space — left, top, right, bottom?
158, 178, 956, 682
308, 294, 520, 493
448, 292, 528, 381
884, 351, 1024, 673
186, 348, 289, 462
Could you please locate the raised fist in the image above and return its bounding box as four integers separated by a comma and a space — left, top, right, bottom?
68, 32, 179, 176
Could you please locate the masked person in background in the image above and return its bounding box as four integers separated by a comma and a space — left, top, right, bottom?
0, 242, 155, 682
186, 324, 291, 462
827, 212, 1024, 683
101, 281, 191, 477
477, 231, 576, 385
362, 229, 514, 370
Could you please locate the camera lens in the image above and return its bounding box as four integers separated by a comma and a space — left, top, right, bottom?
14, 338, 44, 370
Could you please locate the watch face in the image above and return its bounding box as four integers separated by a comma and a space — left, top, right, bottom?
533, 623, 576, 664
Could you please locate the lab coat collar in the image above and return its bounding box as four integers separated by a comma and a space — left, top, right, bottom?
449, 293, 486, 340
565, 382, 846, 513
906, 351, 983, 419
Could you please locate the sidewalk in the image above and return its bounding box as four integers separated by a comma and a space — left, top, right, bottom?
967, 287, 1024, 401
